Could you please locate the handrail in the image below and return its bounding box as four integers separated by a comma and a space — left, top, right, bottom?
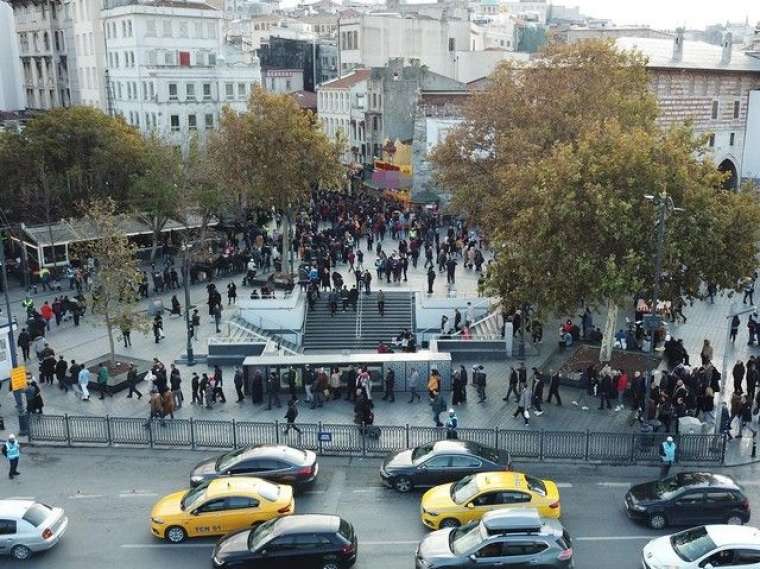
355, 288, 363, 340
415, 296, 495, 338
449, 308, 502, 339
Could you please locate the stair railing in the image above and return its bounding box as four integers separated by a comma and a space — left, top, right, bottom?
355, 288, 364, 340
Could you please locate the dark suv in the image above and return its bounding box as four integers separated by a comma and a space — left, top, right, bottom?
212, 514, 357, 569
625, 472, 750, 529
415, 509, 574, 569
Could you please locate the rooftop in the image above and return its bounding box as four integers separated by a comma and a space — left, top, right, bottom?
290, 90, 318, 109
319, 68, 371, 89
616, 36, 760, 72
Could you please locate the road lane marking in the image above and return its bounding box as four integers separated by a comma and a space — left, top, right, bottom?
352, 488, 380, 493
576, 536, 654, 541
121, 544, 213, 549
68, 494, 104, 499
555, 483, 573, 488
119, 493, 159, 498
303, 490, 326, 495
596, 482, 631, 488
8, 496, 35, 500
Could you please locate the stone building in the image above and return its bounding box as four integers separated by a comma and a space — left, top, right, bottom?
617, 30, 760, 188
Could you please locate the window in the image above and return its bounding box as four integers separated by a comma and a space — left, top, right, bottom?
195, 499, 227, 513
734, 100, 740, 119
475, 543, 502, 558
23, 504, 51, 527
162, 20, 172, 38
285, 79, 291, 91
225, 83, 234, 99
204, 113, 214, 128
208, 53, 216, 65
148, 50, 157, 65
121, 20, 126, 38
146, 19, 156, 37
142, 82, 147, 100
423, 456, 451, 468
188, 114, 197, 130
168, 83, 178, 100
708, 134, 716, 148
196, 51, 206, 66
238, 83, 246, 98
503, 543, 549, 556
0, 520, 17, 535
448, 37, 456, 51
186, 83, 195, 100
675, 492, 704, 506
128, 20, 132, 36
711, 100, 719, 120
704, 491, 737, 504
734, 550, 760, 564
165, 51, 177, 66
179, 21, 188, 38
194, 22, 203, 38
170, 115, 180, 131
207, 22, 217, 38
450, 456, 481, 468
202, 83, 212, 100
149, 82, 155, 99
179, 51, 190, 66
225, 496, 257, 509
730, 132, 735, 146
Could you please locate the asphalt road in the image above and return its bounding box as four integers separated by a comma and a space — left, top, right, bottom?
6, 447, 760, 569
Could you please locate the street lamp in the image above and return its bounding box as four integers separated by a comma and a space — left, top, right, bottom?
643, 192, 684, 400
0, 232, 28, 435
181, 241, 195, 366
714, 302, 756, 435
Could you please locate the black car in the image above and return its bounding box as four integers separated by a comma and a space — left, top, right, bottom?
624, 472, 750, 529
380, 440, 512, 493
191, 445, 318, 488
212, 514, 357, 569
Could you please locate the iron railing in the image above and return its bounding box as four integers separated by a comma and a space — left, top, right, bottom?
26, 414, 727, 465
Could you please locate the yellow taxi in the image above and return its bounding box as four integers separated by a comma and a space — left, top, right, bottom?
150, 477, 294, 543
420, 471, 560, 529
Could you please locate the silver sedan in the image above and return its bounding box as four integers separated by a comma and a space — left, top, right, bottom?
0, 500, 68, 560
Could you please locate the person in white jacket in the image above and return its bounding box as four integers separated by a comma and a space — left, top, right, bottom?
78, 367, 91, 401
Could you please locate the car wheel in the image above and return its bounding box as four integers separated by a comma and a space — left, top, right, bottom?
648, 513, 667, 530
165, 526, 187, 544
440, 518, 461, 529
322, 563, 340, 569
393, 476, 413, 493
10, 545, 32, 561
727, 514, 744, 525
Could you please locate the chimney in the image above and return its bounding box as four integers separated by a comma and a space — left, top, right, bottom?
721, 32, 733, 64
672, 27, 684, 62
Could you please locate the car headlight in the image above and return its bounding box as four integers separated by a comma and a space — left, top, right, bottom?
425, 511, 439, 517
631, 504, 646, 512
151, 517, 165, 525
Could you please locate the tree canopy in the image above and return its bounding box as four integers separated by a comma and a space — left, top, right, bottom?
432, 39, 760, 317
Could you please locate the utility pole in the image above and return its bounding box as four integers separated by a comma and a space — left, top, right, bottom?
182, 241, 195, 366
0, 232, 28, 435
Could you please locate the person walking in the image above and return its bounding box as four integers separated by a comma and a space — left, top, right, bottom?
303, 365, 315, 405
532, 369, 545, 416
377, 290, 385, 316
474, 365, 487, 403
191, 372, 201, 405
382, 368, 395, 402
730, 315, 740, 344
614, 371, 629, 411
598, 371, 612, 410
431, 390, 447, 427
504, 367, 519, 403
3, 434, 21, 479
408, 367, 421, 402
283, 399, 301, 436
97, 362, 111, 400
170, 365, 183, 409
659, 436, 677, 478
234, 368, 245, 402
266, 372, 282, 410
213, 304, 222, 334
227, 282, 237, 305
17, 328, 31, 362
546, 369, 562, 406
126, 363, 143, 399
78, 365, 91, 401
55, 356, 69, 392
514, 384, 531, 426
446, 409, 459, 439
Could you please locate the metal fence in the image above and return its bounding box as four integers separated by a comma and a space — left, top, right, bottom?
26, 414, 726, 465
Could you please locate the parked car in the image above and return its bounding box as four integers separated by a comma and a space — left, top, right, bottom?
150, 477, 294, 543
415, 508, 574, 569
642, 525, 760, 569
212, 514, 357, 569
420, 471, 561, 529
625, 472, 750, 529
0, 500, 68, 561
380, 440, 512, 493
190, 445, 318, 488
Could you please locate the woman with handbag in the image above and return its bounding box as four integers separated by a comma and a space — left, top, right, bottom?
513, 384, 531, 426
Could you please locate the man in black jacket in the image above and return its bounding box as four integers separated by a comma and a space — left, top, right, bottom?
547, 369, 562, 406
126, 363, 143, 400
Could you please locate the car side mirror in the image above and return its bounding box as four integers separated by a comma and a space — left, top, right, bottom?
260, 549, 268, 556
469, 554, 477, 562
191, 510, 199, 516
466, 503, 474, 509
418, 464, 427, 470
700, 563, 713, 569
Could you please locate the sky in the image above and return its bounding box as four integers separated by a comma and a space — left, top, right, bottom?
564, 0, 760, 30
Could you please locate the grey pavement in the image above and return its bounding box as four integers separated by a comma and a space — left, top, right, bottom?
8, 445, 760, 569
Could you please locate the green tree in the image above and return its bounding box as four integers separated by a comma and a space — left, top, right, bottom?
129, 135, 183, 261
432, 40, 760, 356
76, 198, 146, 363
208, 87, 344, 273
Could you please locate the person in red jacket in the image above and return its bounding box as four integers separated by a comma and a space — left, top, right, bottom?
615, 371, 629, 412
40, 301, 53, 331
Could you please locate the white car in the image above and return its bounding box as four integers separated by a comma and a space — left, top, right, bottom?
0, 500, 68, 560
642, 525, 760, 569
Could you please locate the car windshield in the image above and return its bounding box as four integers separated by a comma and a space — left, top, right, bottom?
248, 519, 277, 551
670, 527, 717, 562
465, 442, 499, 463
525, 475, 547, 496
216, 448, 248, 471
451, 475, 480, 504
450, 522, 485, 555
655, 473, 715, 499
412, 444, 435, 462
23, 503, 52, 527
181, 481, 210, 511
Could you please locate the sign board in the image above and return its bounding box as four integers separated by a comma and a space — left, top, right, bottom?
0, 321, 18, 383
10, 366, 27, 391
317, 432, 332, 443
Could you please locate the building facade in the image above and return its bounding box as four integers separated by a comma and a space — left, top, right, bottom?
617, 31, 760, 188
101, 0, 260, 149
0, 3, 26, 111
10, 0, 71, 109
317, 68, 370, 163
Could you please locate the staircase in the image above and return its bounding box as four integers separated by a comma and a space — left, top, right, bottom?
225, 315, 302, 355
464, 310, 504, 339
302, 291, 414, 352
